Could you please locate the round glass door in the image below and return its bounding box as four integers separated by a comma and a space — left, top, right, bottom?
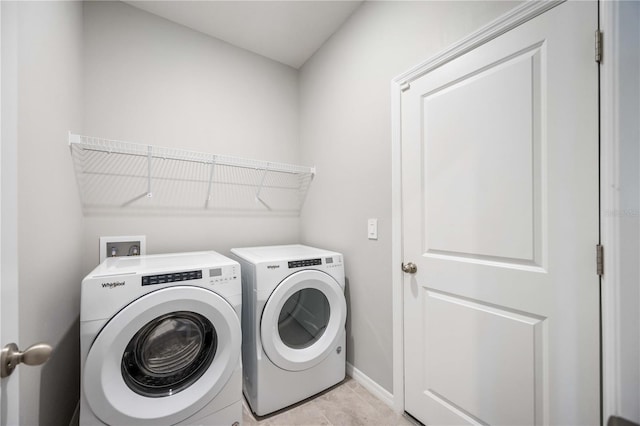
83, 286, 241, 425
122, 311, 217, 397
261, 270, 346, 372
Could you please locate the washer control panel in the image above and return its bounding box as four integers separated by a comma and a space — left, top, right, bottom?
207, 265, 239, 284
141, 264, 239, 286
142, 270, 202, 286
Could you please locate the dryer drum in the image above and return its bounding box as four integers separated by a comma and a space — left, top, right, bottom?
121, 311, 218, 397
277, 288, 330, 349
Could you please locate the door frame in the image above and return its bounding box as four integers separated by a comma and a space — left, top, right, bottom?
0, 1, 21, 424
390, 0, 608, 418
599, 1, 639, 423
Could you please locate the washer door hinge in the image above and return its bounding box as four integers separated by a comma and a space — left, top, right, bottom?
595, 30, 603, 63
596, 244, 604, 277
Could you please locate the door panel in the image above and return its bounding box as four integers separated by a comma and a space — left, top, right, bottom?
423, 290, 544, 425
424, 44, 542, 264
402, 2, 599, 425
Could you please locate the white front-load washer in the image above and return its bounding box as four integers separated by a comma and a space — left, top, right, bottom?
230, 244, 346, 416
80, 251, 243, 426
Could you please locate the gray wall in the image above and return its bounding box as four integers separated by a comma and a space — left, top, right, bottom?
81, 1, 301, 275
298, 1, 518, 393
16, 2, 85, 425
618, 1, 640, 421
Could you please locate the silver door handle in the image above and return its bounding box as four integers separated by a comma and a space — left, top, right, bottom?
401, 262, 417, 274
1, 342, 52, 378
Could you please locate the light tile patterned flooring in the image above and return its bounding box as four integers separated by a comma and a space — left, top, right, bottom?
242, 376, 415, 426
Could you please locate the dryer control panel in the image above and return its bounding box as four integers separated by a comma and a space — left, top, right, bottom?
287, 256, 343, 269
324, 255, 343, 269
288, 258, 322, 268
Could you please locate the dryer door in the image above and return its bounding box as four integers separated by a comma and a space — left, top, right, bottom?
83, 286, 240, 425
261, 269, 346, 371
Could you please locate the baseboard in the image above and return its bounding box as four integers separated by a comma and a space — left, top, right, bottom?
607, 416, 640, 426
346, 362, 396, 410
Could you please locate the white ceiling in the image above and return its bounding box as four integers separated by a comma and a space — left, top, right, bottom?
124, 1, 363, 69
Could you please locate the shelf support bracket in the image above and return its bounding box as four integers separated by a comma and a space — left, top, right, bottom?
205, 155, 216, 209
255, 166, 272, 211
146, 145, 153, 198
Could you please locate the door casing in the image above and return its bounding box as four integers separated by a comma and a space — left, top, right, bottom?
1, 1, 21, 424
599, 1, 640, 423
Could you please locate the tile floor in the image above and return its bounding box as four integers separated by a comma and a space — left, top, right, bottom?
242, 376, 415, 426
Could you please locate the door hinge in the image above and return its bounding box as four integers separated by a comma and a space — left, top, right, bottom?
595, 30, 603, 63
400, 81, 411, 92
596, 244, 604, 276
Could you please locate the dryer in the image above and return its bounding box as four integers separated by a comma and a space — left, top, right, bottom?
80, 251, 242, 426
230, 244, 346, 416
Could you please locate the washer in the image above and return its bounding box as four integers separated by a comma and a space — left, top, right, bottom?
80, 251, 243, 426
230, 244, 346, 416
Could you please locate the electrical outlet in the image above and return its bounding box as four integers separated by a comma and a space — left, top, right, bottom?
99, 235, 146, 263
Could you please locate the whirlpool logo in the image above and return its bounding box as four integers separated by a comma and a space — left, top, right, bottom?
102, 281, 125, 289
266, 265, 280, 270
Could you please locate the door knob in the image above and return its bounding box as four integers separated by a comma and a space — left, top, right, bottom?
1, 342, 52, 378
401, 262, 417, 274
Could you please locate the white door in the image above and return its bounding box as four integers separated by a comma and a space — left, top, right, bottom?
1, 1, 21, 424
260, 270, 346, 371
401, 2, 599, 425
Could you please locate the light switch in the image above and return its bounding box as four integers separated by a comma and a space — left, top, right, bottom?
368, 218, 378, 240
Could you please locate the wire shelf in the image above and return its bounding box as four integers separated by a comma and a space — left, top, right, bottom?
69, 133, 315, 216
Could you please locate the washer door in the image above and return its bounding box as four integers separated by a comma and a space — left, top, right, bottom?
83, 286, 240, 425
261, 269, 346, 371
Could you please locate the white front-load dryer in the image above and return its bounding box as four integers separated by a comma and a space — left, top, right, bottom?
80, 251, 243, 426
230, 245, 346, 416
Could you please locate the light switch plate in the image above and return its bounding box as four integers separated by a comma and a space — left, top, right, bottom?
368, 218, 378, 240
